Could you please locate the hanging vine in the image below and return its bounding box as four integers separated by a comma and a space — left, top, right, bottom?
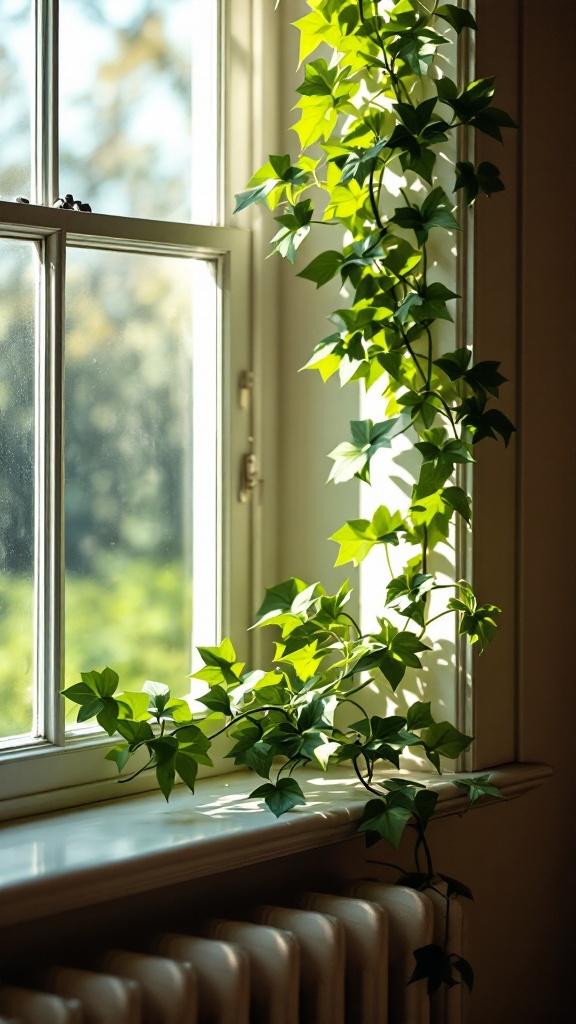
65, 0, 515, 998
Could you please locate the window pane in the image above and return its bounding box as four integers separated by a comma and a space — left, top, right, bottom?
64, 248, 218, 715
0, 0, 33, 202
59, 0, 220, 223
0, 238, 36, 741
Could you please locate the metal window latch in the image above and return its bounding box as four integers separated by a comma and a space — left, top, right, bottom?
239, 369, 254, 410
239, 452, 259, 503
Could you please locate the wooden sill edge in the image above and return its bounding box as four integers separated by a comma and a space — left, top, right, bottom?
0, 762, 551, 928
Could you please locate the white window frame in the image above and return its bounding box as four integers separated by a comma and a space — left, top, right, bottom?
0, 0, 265, 817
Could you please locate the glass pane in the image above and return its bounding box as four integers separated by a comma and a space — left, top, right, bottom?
59, 0, 219, 223
0, 238, 36, 741
64, 248, 218, 716
0, 0, 33, 202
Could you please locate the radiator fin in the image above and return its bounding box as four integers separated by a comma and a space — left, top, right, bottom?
153, 934, 249, 1024
99, 951, 197, 1024
0, 987, 83, 1024
37, 968, 140, 1024
301, 892, 389, 1024
347, 881, 433, 1024
208, 920, 299, 1024
255, 905, 345, 1024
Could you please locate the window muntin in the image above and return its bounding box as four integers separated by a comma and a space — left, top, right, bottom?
0, 237, 36, 740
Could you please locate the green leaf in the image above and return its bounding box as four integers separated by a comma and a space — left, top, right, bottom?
328, 418, 398, 484
455, 160, 504, 204
442, 485, 472, 525
250, 777, 307, 817
297, 250, 344, 287
392, 187, 459, 246
331, 505, 404, 566
116, 719, 154, 745
438, 874, 474, 900
198, 684, 232, 717
175, 750, 199, 793
253, 578, 318, 631
406, 700, 435, 731
105, 743, 131, 772
234, 740, 275, 779
436, 4, 477, 34
409, 943, 452, 995
451, 955, 474, 991
234, 180, 278, 213
413, 788, 438, 831
453, 774, 504, 806
419, 722, 473, 770
357, 796, 413, 849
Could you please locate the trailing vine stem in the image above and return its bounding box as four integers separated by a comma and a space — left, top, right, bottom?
64, 0, 515, 1003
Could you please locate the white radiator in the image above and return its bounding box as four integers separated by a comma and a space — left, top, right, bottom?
0, 883, 465, 1024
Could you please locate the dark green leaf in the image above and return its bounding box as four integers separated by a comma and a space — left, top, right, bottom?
436, 4, 477, 34
175, 751, 199, 793
250, 777, 307, 817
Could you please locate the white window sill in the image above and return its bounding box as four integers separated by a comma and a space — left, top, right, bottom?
0, 762, 551, 928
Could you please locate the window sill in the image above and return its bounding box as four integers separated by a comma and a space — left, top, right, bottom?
0, 762, 551, 928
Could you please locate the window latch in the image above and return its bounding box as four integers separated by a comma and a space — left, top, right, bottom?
239, 452, 259, 503
239, 370, 254, 410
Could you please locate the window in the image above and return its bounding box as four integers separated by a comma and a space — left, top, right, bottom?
0, 0, 255, 813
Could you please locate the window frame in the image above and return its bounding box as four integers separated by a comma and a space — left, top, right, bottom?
0, 0, 263, 816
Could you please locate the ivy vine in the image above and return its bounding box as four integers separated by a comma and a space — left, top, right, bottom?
65, 0, 515, 1000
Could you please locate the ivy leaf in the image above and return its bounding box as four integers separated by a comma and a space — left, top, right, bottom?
357, 796, 414, 849
174, 724, 212, 765
253, 577, 317, 631
233, 740, 275, 779
116, 690, 150, 722
413, 789, 439, 831
392, 187, 459, 246
105, 743, 132, 772
233, 180, 278, 213
175, 751, 199, 793
328, 418, 398, 484
436, 4, 477, 34
198, 684, 232, 717
297, 250, 344, 287
148, 737, 178, 801
442, 485, 472, 525
458, 601, 501, 650
409, 944, 453, 995
296, 57, 339, 97
389, 631, 430, 668
193, 639, 245, 687
330, 505, 405, 566
406, 700, 435, 731
451, 955, 474, 991
438, 874, 474, 900
452, 774, 504, 806
469, 107, 517, 142
348, 646, 406, 691
116, 719, 154, 746
250, 778, 307, 817
418, 722, 473, 771
457, 396, 516, 446
454, 160, 505, 204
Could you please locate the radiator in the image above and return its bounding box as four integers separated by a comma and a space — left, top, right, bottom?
0, 882, 465, 1024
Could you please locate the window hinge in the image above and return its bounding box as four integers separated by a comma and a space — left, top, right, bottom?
239, 370, 254, 410
239, 452, 259, 503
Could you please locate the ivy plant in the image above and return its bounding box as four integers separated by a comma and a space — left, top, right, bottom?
65, 0, 515, 1000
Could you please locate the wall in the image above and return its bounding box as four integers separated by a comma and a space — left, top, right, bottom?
275, 2, 576, 1021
